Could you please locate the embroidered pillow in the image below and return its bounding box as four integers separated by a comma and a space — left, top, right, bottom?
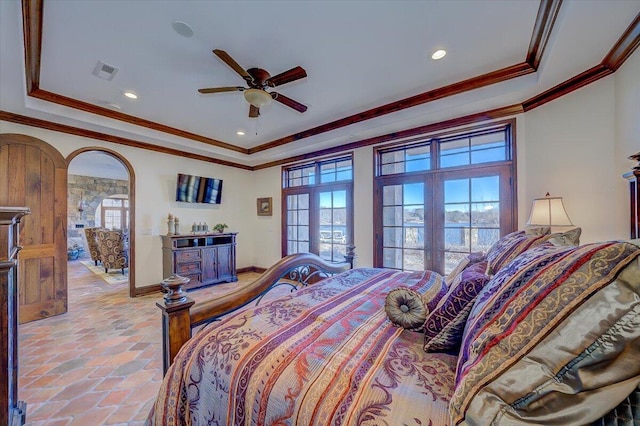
546, 227, 582, 246
524, 225, 551, 235
450, 241, 640, 425
445, 252, 486, 284
485, 230, 550, 275
422, 261, 490, 353
385, 287, 428, 331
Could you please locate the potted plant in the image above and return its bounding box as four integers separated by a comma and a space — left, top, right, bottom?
213, 223, 228, 233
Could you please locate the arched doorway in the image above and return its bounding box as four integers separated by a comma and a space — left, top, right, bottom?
66, 148, 136, 296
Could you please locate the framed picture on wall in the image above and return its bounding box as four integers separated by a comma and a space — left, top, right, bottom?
257, 197, 272, 216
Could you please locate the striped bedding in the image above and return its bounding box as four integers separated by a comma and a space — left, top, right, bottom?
147, 268, 457, 425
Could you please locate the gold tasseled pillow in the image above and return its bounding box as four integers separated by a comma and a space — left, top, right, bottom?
384, 287, 428, 331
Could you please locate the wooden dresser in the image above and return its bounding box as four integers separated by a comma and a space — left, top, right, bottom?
0, 207, 30, 426
162, 232, 238, 290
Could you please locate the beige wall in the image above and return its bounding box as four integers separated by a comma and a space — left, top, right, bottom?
0, 121, 256, 288
1, 47, 638, 283
614, 46, 640, 177
518, 76, 624, 243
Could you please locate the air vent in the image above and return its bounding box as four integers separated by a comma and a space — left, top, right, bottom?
92, 61, 118, 81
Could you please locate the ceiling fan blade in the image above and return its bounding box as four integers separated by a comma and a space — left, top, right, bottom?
271, 92, 308, 113
249, 104, 260, 118
198, 86, 245, 94
212, 49, 254, 83
266, 66, 307, 87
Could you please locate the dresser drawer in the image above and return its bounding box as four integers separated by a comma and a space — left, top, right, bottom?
181, 272, 201, 283
176, 262, 201, 275
176, 249, 201, 263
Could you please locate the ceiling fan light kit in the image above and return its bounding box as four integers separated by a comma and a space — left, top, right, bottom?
198, 49, 308, 117
244, 88, 272, 108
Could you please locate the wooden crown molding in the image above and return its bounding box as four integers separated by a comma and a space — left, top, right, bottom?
526, 0, 563, 69
22, 0, 43, 93
602, 12, 640, 71
522, 65, 613, 111
15, 1, 639, 168
29, 89, 247, 154
21, 0, 555, 155
253, 104, 524, 170
523, 12, 640, 111
0, 110, 252, 170
248, 63, 534, 154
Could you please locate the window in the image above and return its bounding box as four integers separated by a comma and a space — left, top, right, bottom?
375, 121, 515, 274
101, 197, 129, 230
283, 155, 353, 262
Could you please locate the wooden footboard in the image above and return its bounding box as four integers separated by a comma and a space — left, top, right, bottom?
156, 249, 355, 374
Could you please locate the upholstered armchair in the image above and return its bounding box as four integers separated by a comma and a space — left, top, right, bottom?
84, 227, 102, 266
96, 229, 129, 274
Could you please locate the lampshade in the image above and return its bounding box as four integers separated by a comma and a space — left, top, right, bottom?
243, 88, 272, 108
526, 193, 573, 226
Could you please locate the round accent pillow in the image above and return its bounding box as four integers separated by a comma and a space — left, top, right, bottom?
384, 287, 428, 331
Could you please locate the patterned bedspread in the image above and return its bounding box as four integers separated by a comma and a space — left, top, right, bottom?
147, 268, 457, 425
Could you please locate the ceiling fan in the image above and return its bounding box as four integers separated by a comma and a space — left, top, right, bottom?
198, 49, 308, 118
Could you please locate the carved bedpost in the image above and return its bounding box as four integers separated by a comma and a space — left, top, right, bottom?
625, 152, 640, 239
344, 245, 356, 269
156, 275, 194, 374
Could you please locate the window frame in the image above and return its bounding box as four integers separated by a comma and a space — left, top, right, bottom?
100, 197, 129, 230
281, 154, 354, 260
373, 119, 516, 274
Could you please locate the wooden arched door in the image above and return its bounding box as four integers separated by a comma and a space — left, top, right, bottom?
0, 134, 67, 323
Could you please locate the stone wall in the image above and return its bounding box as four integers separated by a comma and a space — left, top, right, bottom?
67, 174, 129, 253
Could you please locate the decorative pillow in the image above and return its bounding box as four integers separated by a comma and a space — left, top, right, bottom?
450, 241, 640, 425
484, 230, 551, 275
545, 227, 582, 246
524, 225, 551, 235
422, 261, 490, 353
385, 287, 428, 331
445, 252, 486, 284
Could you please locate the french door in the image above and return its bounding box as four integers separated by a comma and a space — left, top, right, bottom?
283, 184, 353, 262
375, 164, 514, 274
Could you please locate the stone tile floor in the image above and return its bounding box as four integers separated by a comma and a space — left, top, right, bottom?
18, 260, 261, 425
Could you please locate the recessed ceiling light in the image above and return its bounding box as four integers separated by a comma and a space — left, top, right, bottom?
123, 91, 138, 99
236, 130, 245, 136
431, 49, 447, 60
172, 21, 194, 38
105, 102, 121, 110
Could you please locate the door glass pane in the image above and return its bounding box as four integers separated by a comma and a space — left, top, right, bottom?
384, 227, 402, 247
403, 249, 424, 271
318, 190, 348, 262
383, 248, 402, 268
381, 183, 426, 270
443, 175, 501, 274
404, 227, 424, 248
286, 193, 310, 255
383, 185, 403, 205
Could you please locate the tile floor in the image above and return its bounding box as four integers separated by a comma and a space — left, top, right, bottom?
18, 260, 261, 425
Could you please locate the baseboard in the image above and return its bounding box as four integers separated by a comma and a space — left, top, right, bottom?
237, 266, 267, 274
134, 283, 163, 297
134, 267, 266, 297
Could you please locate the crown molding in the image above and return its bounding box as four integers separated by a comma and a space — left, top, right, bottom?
20, 0, 557, 155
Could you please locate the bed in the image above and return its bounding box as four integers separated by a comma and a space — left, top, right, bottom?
148, 163, 640, 425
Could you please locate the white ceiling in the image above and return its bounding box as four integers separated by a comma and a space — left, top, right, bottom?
1, 0, 639, 168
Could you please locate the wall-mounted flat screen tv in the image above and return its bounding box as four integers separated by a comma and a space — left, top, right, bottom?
176, 173, 223, 204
